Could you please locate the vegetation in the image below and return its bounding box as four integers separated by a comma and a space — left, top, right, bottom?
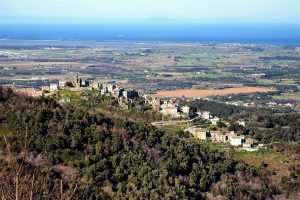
233, 149, 292, 176
188, 99, 300, 143
188, 99, 246, 119
1, 87, 299, 199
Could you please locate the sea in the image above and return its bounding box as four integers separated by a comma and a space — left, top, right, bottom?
0, 23, 299, 46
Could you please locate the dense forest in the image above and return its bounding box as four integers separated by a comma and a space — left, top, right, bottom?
0, 87, 299, 199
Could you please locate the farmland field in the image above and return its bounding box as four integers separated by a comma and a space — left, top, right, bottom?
0, 41, 299, 110
155, 87, 275, 98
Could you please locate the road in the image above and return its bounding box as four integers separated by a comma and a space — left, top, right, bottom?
151, 115, 200, 128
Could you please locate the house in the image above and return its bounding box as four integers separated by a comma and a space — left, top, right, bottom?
210, 131, 225, 142
91, 81, 101, 89
186, 127, 201, 136
160, 100, 181, 118
161, 107, 181, 118
74, 74, 81, 88
187, 127, 211, 141
230, 136, 243, 146
201, 111, 211, 120
25, 88, 43, 97
111, 87, 124, 98
80, 79, 89, 87
161, 100, 178, 109
237, 120, 246, 127
59, 80, 66, 88
106, 84, 116, 93
244, 138, 258, 148
226, 101, 244, 107
219, 134, 228, 143
226, 131, 238, 141
100, 88, 107, 95
32, 89, 43, 97
149, 97, 162, 111
100, 84, 110, 95
266, 102, 277, 107
197, 131, 211, 140
100, 84, 108, 95
50, 83, 58, 92
99, 84, 122, 97
283, 103, 293, 108
181, 106, 190, 115
210, 117, 220, 125
211, 133, 228, 143
41, 86, 50, 93
73, 74, 89, 88
122, 89, 139, 100
240, 135, 245, 141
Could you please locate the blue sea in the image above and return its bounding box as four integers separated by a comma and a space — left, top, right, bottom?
0, 23, 299, 45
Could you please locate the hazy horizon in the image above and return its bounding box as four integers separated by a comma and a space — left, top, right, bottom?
1, 0, 300, 44
1, 0, 300, 24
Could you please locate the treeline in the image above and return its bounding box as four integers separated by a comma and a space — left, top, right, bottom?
129, 79, 195, 91
18, 56, 116, 63
0, 45, 88, 50
162, 65, 210, 73
259, 56, 300, 61
262, 67, 300, 79
0, 87, 299, 199
211, 92, 274, 102
190, 76, 256, 84
188, 99, 246, 119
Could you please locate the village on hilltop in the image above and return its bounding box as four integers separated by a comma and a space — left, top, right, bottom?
9, 74, 265, 151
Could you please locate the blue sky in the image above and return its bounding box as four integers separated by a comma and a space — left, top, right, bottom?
1, 0, 300, 24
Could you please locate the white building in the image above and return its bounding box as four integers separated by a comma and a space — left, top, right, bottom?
100, 87, 107, 95
187, 127, 210, 140
160, 107, 180, 118
210, 131, 221, 141
201, 111, 211, 120
50, 83, 58, 92
59, 80, 66, 87
210, 117, 220, 125
237, 120, 246, 127
219, 134, 228, 143
161, 100, 178, 109
230, 136, 243, 146
111, 87, 123, 98
91, 81, 101, 89
267, 102, 277, 107
106, 84, 116, 93
149, 97, 161, 111
80, 79, 88, 87
181, 106, 190, 115
197, 131, 211, 140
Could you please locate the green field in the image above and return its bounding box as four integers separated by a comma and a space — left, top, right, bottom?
233, 148, 291, 176
273, 93, 300, 100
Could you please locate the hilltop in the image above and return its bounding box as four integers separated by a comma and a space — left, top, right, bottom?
0, 87, 299, 199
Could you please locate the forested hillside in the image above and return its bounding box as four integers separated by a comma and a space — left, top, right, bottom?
0, 87, 299, 199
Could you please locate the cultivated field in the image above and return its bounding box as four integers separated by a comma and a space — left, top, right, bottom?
155, 87, 275, 98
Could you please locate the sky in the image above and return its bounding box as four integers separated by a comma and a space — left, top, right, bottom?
1, 0, 300, 24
